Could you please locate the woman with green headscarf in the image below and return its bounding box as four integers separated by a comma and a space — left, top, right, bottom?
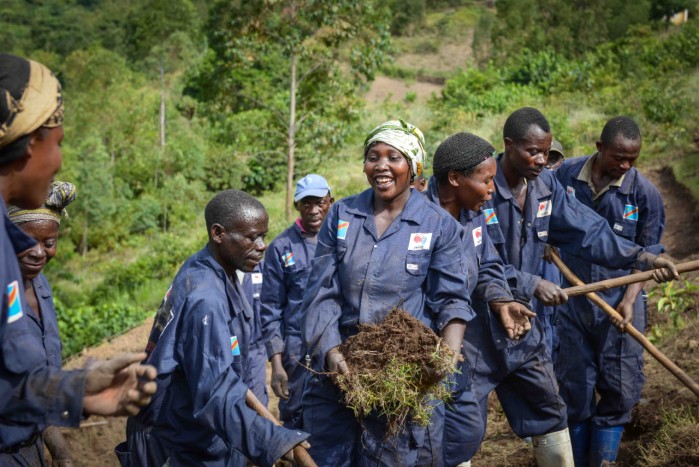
301, 120, 473, 466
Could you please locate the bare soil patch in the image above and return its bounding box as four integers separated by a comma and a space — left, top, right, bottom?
364, 76, 442, 105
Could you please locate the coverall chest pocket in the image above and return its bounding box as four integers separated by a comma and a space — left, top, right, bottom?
405, 252, 430, 276
533, 216, 551, 243
612, 218, 637, 240
287, 265, 310, 290
485, 224, 505, 247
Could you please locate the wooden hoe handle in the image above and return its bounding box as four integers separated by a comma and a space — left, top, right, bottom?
550, 250, 699, 398
245, 389, 318, 467
563, 259, 699, 296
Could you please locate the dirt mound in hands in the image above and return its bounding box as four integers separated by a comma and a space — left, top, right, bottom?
337, 308, 456, 437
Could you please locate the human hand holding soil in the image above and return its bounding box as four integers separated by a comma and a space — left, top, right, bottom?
83, 352, 157, 417
326, 347, 350, 381
270, 353, 290, 399
534, 279, 568, 306
439, 319, 466, 368
491, 301, 537, 340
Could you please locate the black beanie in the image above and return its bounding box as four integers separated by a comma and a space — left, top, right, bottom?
433, 132, 496, 181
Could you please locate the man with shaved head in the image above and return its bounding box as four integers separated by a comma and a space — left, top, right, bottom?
119, 190, 309, 467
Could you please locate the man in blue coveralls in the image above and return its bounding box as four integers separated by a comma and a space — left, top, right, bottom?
482, 107, 677, 466
119, 190, 309, 467
0, 53, 158, 465
555, 116, 666, 466
240, 262, 269, 407
261, 173, 333, 428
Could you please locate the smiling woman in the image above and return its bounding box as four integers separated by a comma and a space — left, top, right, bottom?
300, 120, 472, 466
8, 180, 77, 464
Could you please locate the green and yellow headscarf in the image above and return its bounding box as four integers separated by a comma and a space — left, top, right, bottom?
364, 119, 426, 179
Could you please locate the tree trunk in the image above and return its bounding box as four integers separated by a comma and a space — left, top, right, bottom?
286, 51, 297, 221
156, 61, 165, 190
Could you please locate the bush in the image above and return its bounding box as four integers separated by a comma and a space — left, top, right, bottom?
56, 298, 150, 358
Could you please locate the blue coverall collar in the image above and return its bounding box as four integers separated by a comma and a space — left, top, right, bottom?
494, 156, 552, 202
200, 246, 252, 319
345, 187, 424, 224
494, 155, 514, 201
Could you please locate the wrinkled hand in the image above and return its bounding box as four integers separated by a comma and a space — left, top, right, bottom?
270, 354, 290, 400
326, 347, 350, 381
650, 255, 680, 283
491, 301, 537, 339
282, 440, 312, 463
612, 300, 634, 331
534, 279, 568, 306
83, 352, 157, 417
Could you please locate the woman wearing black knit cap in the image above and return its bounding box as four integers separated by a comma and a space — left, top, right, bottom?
424, 132, 573, 466
0, 53, 158, 464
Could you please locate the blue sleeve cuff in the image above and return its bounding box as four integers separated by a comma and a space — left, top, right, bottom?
260, 423, 310, 467
48, 369, 88, 427
265, 337, 286, 359
435, 303, 475, 329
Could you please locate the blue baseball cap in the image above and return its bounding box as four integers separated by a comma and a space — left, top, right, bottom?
294, 174, 331, 202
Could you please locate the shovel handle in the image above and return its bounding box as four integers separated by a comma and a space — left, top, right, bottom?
550, 250, 699, 398
562, 259, 699, 296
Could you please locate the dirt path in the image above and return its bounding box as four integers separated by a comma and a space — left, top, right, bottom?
59, 165, 699, 466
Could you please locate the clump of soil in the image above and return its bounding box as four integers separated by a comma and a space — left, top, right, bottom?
337, 308, 456, 437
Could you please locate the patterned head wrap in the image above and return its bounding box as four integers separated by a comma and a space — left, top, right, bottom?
0, 54, 64, 164
363, 119, 426, 178
8, 181, 76, 225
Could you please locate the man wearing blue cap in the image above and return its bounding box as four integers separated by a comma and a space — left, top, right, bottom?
260, 174, 333, 428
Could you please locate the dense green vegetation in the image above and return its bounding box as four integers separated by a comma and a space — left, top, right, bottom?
2, 0, 697, 357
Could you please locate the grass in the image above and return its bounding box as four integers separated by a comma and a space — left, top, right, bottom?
672, 152, 699, 201
638, 408, 699, 465
337, 348, 456, 437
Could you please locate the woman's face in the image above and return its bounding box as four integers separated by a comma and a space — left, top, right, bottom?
17, 219, 59, 281
452, 157, 497, 212
13, 126, 64, 209
364, 142, 412, 202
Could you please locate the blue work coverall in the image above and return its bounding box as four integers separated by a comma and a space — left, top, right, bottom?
260, 221, 317, 428
0, 200, 86, 463
481, 156, 656, 439
241, 263, 269, 407
119, 246, 308, 467
301, 188, 472, 467
425, 179, 514, 465
555, 157, 665, 428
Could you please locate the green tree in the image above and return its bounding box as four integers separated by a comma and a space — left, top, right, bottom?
193, 0, 391, 219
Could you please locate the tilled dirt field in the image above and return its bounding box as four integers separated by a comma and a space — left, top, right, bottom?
59, 167, 699, 466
